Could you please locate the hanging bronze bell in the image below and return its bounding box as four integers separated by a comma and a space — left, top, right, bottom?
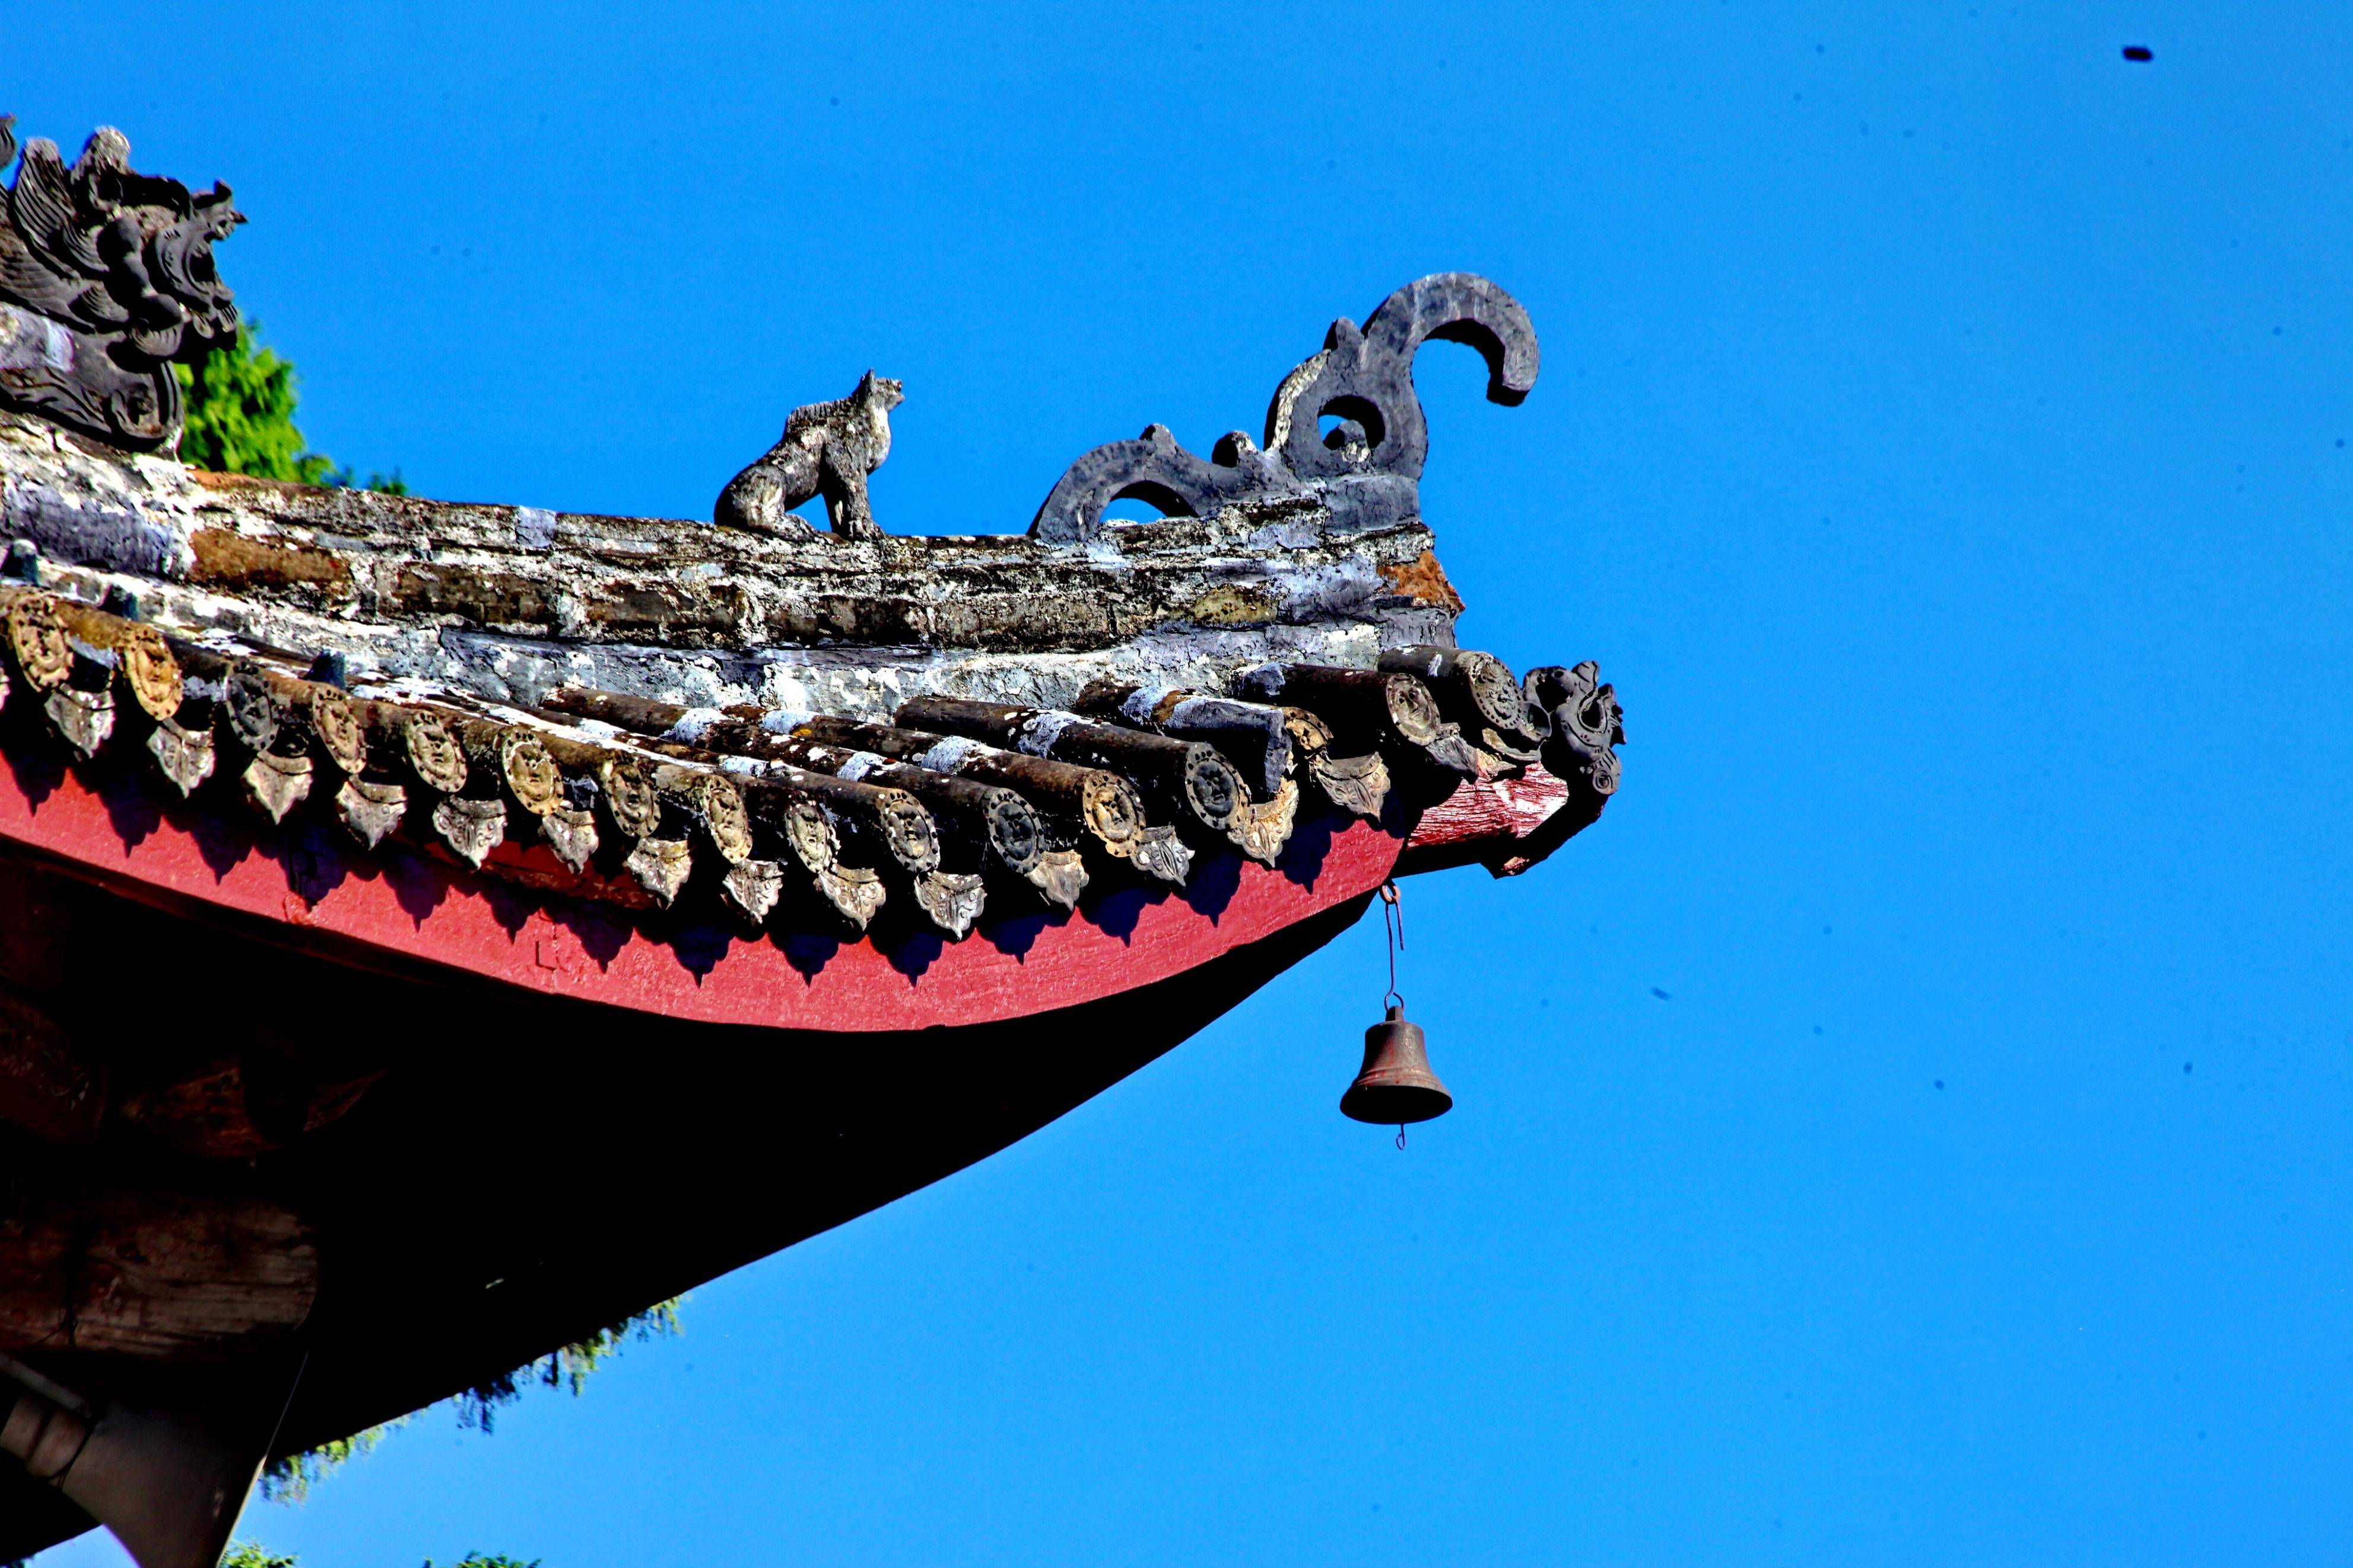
1340, 1004, 1453, 1124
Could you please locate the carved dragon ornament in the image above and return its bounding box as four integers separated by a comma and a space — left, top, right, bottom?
0, 117, 243, 453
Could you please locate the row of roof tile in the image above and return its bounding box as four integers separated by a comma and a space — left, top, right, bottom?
0, 581, 1622, 942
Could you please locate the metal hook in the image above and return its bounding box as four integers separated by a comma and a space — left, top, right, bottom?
1379, 879, 1405, 1010
1396, 1124, 1408, 1152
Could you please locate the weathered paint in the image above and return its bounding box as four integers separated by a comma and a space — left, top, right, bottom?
0, 734, 1414, 1033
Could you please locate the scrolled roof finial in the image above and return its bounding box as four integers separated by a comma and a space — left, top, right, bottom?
1029, 272, 1539, 546
1266, 272, 1539, 484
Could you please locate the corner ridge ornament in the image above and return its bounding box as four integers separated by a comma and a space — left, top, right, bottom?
1029, 272, 1539, 545
0, 117, 244, 453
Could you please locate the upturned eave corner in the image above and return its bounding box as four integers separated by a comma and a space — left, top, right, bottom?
0, 112, 1625, 1568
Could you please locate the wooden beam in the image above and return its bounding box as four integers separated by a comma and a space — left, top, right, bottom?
0, 1192, 315, 1360
0, 982, 101, 1143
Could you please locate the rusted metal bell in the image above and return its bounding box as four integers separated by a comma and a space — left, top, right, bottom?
1341, 1004, 1453, 1124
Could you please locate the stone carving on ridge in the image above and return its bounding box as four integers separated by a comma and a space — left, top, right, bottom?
1030, 272, 1539, 545
0, 117, 243, 451
715, 370, 904, 539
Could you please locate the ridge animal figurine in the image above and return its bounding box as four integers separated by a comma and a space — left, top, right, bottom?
715, 370, 904, 539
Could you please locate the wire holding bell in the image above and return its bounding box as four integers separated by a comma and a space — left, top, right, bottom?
1380, 879, 1405, 1010
1342, 879, 1453, 1131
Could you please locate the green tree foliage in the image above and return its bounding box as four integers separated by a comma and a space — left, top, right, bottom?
328, 463, 411, 495
173, 321, 331, 483
173, 321, 407, 493
452, 1298, 685, 1429
261, 1299, 683, 1503
221, 1545, 299, 1568
220, 1544, 540, 1568
261, 1420, 403, 1504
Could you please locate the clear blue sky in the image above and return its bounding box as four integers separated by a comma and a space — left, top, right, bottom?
21, 3, 2353, 1563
